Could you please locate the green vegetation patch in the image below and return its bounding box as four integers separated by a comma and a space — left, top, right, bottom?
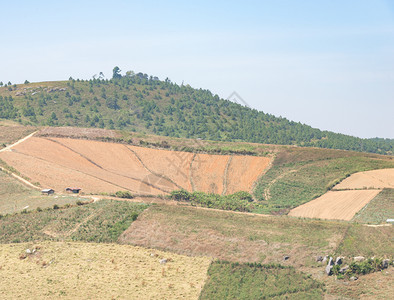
332, 258, 393, 280
200, 261, 324, 300
170, 190, 255, 212
0, 200, 148, 243
254, 156, 394, 213
352, 189, 394, 224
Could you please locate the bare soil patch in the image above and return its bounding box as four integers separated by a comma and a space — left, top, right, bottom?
288, 190, 381, 221
226, 156, 271, 194
0, 241, 211, 299
129, 145, 193, 191
191, 153, 230, 194
0, 136, 269, 196
0, 150, 122, 193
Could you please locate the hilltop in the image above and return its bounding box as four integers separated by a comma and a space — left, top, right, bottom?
0, 71, 393, 155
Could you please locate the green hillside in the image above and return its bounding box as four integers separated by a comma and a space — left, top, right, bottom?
0, 70, 393, 154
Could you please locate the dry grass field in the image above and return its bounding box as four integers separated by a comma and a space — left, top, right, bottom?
0, 135, 270, 196
38, 126, 121, 139
119, 204, 348, 266
0, 241, 211, 299
0, 122, 36, 150
334, 168, 394, 190
288, 190, 381, 221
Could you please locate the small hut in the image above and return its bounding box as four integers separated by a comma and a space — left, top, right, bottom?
41, 189, 54, 195
66, 187, 81, 194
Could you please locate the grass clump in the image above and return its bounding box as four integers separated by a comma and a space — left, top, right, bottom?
200, 261, 325, 299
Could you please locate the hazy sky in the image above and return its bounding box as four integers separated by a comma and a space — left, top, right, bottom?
1, 0, 393, 138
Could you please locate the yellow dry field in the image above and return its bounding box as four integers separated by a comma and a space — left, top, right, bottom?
288, 190, 381, 221
334, 168, 394, 190
0, 242, 211, 299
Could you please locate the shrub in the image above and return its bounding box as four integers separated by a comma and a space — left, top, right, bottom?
170, 189, 191, 201
169, 190, 256, 212
115, 191, 134, 199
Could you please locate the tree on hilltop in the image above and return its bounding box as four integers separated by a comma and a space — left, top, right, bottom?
112, 66, 122, 79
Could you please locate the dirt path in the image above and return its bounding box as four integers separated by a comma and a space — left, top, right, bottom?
0, 166, 41, 190
0, 131, 41, 190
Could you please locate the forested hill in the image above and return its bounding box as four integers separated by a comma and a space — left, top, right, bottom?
0, 71, 393, 155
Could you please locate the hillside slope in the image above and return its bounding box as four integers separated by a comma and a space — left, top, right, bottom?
0, 73, 393, 155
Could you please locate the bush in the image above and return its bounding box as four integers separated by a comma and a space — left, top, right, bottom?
114, 191, 134, 199
169, 190, 256, 212
53, 204, 59, 210
170, 189, 191, 201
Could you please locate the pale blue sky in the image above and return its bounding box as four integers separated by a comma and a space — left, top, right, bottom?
1, 0, 393, 138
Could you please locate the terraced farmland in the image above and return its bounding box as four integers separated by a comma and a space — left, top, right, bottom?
288, 168, 394, 220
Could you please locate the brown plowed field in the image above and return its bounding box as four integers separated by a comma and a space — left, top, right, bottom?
0, 137, 165, 194
288, 190, 381, 221
50, 138, 176, 192
334, 168, 394, 190
226, 156, 271, 194
130, 145, 194, 191
191, 154, 230, 194
0, 150, 121, 193
0, 136, 271, 195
